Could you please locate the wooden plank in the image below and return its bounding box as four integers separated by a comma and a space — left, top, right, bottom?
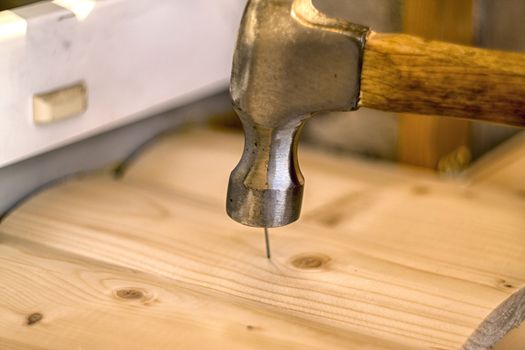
397, 0, 473, 169
1, 128, 525, 349
468, 132, 525, 193
120, 127, 433, 216
0, 236, 377, 350
467, 132, 525, 350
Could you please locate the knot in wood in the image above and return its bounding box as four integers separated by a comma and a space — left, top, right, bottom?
499, 280, 515, 290
115, 288, 144, 300
291, 254, 331, 270
27, 312, 43, 325
412, 185, 431, 196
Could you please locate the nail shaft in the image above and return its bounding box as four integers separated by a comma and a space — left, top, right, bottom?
264, 227, 271, 259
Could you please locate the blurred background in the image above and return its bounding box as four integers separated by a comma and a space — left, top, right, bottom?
0, 0, 524, 214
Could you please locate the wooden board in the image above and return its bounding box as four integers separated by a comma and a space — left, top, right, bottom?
468, 131, 525, 194
1, 128, 525, 350
467, 131, 525, 349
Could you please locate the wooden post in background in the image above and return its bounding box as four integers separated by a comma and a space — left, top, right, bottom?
398, 0, 474, 169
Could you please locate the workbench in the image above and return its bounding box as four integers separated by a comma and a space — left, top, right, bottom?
0, 128, 524, 349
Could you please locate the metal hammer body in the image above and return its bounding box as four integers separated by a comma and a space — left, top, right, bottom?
227, 0, 525, 228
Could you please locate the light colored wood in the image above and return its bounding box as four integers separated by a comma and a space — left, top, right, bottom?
465, 130, 525, 350
468, 131, 525, 193
1, 235, 379, 350
1, 128, 525, 349
362, 32, 525, 126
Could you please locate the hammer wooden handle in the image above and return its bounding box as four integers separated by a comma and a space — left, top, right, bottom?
361, 32, 525, 126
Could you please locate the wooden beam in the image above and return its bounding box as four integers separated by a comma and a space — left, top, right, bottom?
0, 129, 524, 349
397, 0, 474, 169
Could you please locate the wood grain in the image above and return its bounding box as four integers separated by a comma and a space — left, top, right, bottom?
361, 33, 525, 126
1, 128, 525, 349
2, 235, 388, 350
466, 130, 525, 349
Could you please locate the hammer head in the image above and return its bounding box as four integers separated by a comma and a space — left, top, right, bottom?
227, 0, 368, 228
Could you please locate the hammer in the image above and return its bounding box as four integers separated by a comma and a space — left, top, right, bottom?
226, 0, 525, 232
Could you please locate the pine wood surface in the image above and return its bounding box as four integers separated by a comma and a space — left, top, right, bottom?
1, 128, 525, 349
468, 131, 525, 193
466, 131, 525, 350
361, 33, 525, 127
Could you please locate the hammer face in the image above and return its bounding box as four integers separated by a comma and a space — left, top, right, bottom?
227, 0, 368, 227
227, 118, 304, 228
